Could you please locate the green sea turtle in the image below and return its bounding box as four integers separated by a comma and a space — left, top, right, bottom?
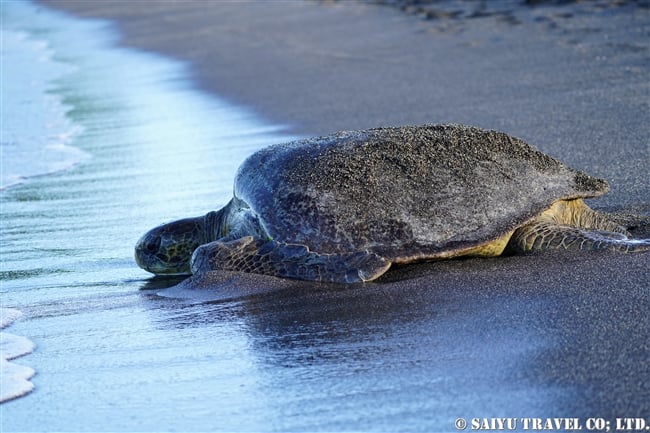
135, 124, 649, 283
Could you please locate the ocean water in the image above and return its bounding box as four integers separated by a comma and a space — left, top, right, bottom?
1, 26, 86, 190
1, 0, 297, 419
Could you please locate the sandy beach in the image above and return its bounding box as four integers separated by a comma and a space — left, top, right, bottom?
40, 0, 649, 206
3, 0, 648, 430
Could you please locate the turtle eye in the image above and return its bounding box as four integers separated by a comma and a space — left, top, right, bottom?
146, 236, 161, 253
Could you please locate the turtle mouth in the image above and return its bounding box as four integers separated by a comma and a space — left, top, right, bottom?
134, 235, 191, 275
135, 246, 190, 275
135, 216, 207, 276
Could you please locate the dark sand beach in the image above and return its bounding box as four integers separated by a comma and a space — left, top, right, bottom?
3, 0, 649, 431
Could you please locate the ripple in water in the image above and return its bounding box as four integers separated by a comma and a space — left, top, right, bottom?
0, 27, 87, 190
1, 0, 298, 415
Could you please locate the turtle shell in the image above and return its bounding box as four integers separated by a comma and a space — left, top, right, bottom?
233, 124, 608, 261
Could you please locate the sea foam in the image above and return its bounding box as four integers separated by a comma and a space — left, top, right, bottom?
1, 10, 87, 190
0, 308, 35, 403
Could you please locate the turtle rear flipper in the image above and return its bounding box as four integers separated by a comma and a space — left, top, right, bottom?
510, 199, 650, 253
190, 236, 391, 283
510, 222, 650, 253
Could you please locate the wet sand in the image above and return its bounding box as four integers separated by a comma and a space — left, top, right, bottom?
11, 0, 650, 430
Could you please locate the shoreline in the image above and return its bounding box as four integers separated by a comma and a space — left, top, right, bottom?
39, 0, 649, 207
8, 0, 650, 429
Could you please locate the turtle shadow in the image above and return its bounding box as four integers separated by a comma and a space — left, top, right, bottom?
151, 256, 508, 305
139, 275, 189, 291
154, 270, 334, 304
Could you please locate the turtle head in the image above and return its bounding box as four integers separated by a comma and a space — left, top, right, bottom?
135, 212, 220, 275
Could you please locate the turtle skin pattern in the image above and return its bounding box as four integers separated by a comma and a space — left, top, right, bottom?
191, 236, 390, 283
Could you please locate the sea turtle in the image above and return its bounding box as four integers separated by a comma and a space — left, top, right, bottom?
135, 124, 649, 283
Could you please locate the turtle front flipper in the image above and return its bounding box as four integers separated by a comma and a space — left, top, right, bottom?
190, 236, 391, 283
510, 222, 650, 253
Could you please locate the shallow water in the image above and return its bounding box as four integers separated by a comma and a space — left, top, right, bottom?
1, 0, 296, 425
0, 24, 86, 190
